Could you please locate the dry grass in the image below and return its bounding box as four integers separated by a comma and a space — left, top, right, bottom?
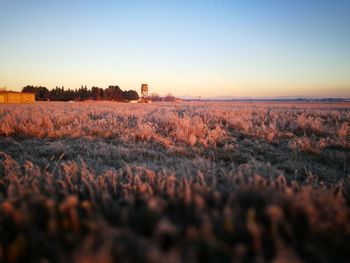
0, 101, 349, 262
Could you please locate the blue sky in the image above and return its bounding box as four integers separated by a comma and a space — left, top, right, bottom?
0, 0, 350, 97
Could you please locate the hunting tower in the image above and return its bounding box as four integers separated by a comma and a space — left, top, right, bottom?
141, 83, 148, 99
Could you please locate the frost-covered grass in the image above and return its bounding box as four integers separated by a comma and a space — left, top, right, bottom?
0, 101, 349, 262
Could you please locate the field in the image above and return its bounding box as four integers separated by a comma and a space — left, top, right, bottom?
0, 101, 350, 262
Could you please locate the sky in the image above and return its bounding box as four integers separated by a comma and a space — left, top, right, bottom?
0, 0, 350, 98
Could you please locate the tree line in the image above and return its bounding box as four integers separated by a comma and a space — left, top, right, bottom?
22, 85, 139, 101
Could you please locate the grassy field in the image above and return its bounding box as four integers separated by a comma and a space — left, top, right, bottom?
0, 101, 350, 262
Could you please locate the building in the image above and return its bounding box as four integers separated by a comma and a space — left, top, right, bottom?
0, 91, 35, 104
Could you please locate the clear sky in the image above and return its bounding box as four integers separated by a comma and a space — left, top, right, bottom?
0, 0, 350, 98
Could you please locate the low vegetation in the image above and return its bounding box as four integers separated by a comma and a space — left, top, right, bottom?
0, 101, 349, 262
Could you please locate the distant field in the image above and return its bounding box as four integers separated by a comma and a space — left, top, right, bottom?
0, 101, 349, 262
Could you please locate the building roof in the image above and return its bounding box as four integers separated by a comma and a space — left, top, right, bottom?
0, 91, 34, 95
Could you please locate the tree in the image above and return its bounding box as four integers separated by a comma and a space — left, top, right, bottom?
22, 85, 50, 101
91, 87, 104, 100
123, 90, 139, 101
149, 93, 160, 101
164, 93, 175, 102
106, 86, 123, 101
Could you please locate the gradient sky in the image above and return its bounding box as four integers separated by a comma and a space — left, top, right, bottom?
1, 0, 350, 97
